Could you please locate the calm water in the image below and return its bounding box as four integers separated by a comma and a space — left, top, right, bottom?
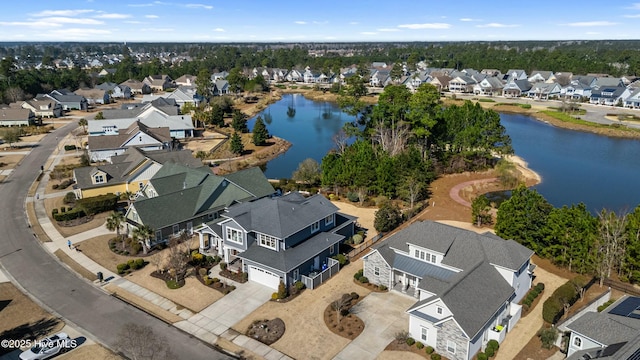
251, 95, 640, 211
247, 94, 353, 179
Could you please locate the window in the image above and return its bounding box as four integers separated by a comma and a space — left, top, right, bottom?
155, 230, 162, 242
94, 175, 105, 184
446, 341, 456, 354
311, 221, 320, 233
329, 243, 335, 255
138, 182, 144, 191
226, 228, 242, 244
573, 337, 582, 348
414, 250, 419, 258
293, 269, 299, 280
258, 233, 277, 250
431, 254, 436, 263
207, 213, 215, 220
374, 267, 380, 276
324, 214, 334, 226
437, 306, 443, 315
420, 327, 428, 342
420, 251, 425, 260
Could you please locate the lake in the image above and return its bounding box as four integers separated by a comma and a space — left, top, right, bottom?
250, 94, 640, 212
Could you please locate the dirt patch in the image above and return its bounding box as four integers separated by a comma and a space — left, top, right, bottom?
246, 318, 285, 345
182, 132, 226, 154
53, 249, 98, 281
0, 154, 25, 169
0, 283, 64, 355
323, 293, 365, 340
512, 332, 560, 360
331, 201, 378, 239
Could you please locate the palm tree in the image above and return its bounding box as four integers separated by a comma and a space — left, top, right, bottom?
78, 118, 88, 134
106, 211, 126, 250
132, 225, 154, 254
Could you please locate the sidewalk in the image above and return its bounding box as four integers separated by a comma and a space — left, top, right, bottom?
26, 138, 292, 360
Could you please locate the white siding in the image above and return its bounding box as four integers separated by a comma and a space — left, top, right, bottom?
567, 333, 602, 357
409, 316, 438, 347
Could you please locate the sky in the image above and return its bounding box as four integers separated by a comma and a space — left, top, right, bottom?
1, 1, 640, 42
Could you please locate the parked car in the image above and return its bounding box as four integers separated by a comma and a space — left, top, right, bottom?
19, 332, 73, 360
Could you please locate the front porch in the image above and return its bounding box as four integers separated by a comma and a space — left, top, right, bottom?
301, 257, 339, 289
391, 270, 421, 298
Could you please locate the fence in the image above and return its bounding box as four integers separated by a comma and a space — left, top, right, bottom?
346, 232, 385, 260
603, 278, 640, 296
301, 257, 339, 290
556, 288, 611, 332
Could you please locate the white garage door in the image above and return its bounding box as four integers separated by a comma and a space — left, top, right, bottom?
248, 266, 280, 289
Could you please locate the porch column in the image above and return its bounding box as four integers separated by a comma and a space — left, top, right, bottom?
198, 232, 206, 251
414, 278, 420, 298
217, 238, 224, 256
402, 273, 407, 293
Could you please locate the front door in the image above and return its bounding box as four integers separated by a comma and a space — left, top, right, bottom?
314, 256, 320, 270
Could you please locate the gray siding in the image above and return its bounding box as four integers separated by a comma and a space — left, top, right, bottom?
221, 223, 248, 251
285, 216, 335, 248
363, 251, 391, 287
437, 319, 469, 360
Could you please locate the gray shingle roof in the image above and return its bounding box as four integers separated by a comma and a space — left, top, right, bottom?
567, 311, 640, 346
224, 192, 338, 239
87, 121, 171, 151
239, 232, 343, 272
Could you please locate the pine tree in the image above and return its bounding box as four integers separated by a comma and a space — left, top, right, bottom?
252, 115, 269, 146
229, 132, 244, 155
231, 109, 248, 133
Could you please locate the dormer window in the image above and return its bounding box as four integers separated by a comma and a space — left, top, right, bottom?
94, 174, 105, 184
311, 221, 320, 233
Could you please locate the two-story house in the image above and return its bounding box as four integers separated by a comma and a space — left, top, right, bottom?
20, 98, 62, 118
590, 86, 631, 106
195, 192, 356, 290
527, 82, 562, 100
126, 165, 274, 247
363, 221, 534, 360
565, 296, 640, 359
473, 76, 504, 96
502, 79, 532, 97
87, 120, 172, 162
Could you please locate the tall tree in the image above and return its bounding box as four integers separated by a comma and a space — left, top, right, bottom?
106, 211, 126, 250
231, 109, 248, 133
195, 68, 212, 100
132, 225, 154, 254
229, 131, 244, 155
2, 128, 21, 148
624, 205, 640, 283
78, 118, 88, 134
252, 115, 269, 146
596, 209, 628, 286
292, 158, 321, 185
471, 194, 492, 227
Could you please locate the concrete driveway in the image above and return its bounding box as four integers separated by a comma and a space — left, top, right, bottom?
334, 291, 416, 360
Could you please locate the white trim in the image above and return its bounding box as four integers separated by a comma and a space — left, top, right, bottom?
446, 340, 456, 354
226, 227, 243, 245
420, 327, 428, 342
573, 336, 582, 349
258, 232, 278, 250
311, 220, 320, 233
324, 214, 334, 226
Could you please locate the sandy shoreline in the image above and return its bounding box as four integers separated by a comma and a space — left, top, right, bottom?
503, 154, 542, 184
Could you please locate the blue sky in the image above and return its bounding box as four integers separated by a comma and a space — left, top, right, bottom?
1, 1, 639, 42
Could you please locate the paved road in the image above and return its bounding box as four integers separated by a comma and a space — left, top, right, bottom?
0, 121, 233, 360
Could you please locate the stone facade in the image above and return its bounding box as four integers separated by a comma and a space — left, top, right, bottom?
437, 319, 468, 360
363, 251, 391, 287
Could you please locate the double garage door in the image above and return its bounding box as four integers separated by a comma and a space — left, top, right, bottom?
248, 265, 281, 290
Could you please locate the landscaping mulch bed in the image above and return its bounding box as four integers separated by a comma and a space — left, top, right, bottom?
150, 270, 186, 289
385, 340, 450, 360
246, 318, 285, 345
195, 267, 236, 294
218, 268, 248, 283
323, 292, 365, 340
353, 278, 388, 292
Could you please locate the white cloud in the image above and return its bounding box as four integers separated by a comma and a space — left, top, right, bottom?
0, 21, 61, 28
564, 21, 617, 26
459, 18, 481, 22
31, 9, 94, 17
626, 2, 640, 9
398, 23, 451, 29
141, 27, 174, 31
45, 28, 111, 38
294, 21, 306, 25
476, 23, 519, 28
40, 17, 104, 25
213, 28, 225, 32
349, 21, 359, 25
185, 3, 213, 10
94, 13, 131, 19
378, 28, 400, 32
623, 14, 640, 18
145, 14, 159, 18
124, 20, 143, 24
360, 31, 377, 35
312, 20, 328, 25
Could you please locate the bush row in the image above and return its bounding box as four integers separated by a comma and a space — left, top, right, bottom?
116, 259, 146, 274
76, 193, 118, 215
52, 178, 75, 190
477, 339, 500, 359
597, 299, 616, 312
521, 282, 545, 311
353, 269, 369, 284
404, 337, 441, 359
52, 207, 86, 221
542, 276, 588, 324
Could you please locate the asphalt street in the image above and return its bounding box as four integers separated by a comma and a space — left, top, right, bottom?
0, 121, 233, 360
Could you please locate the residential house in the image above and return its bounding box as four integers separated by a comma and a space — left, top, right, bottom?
554, 72, 574, 86
527, 71, 555, 84
302, 68, 322, 84
473, 76, 504, 96
175, 74, 197, 87
98, 68, 117, 77
195, 192, 356, 290
121, 79, 152, 95
503, 69, 528, 83
43, 89, 88, 111
21, 98, 62, 118
165, 86, 203, 107
404, 71, 433, 93
370, 70, 392, 88
590, 87, 631, 106
101, 100, 179, 120
480, 69, 502, 77
624, 88, 640, 109
87, 120, 172, 162
527, 83, 562, 100
0, 108, 36, 126
270, 68, 289, 83
286, 69, 304, 83
448, 75, 477, 93
74, 88, 111, 105
593, 77, 624, 90
363, 221, 534, 360
211, 71, 229, 81
126, 165, 275, 247
73, 147, 202, 199
502, 80, 532, 97
143, 75, 175, 92
96, 82, 132, 99
430, 76, 451, 92
561, 76, 595, 100
565, 296, 640, 359
213, 80, 229, 96
88, 111, 194, 139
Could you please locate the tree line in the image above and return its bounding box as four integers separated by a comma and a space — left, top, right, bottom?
495, 185, 640, 285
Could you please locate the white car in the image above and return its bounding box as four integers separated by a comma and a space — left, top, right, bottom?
19, 332, 72, 360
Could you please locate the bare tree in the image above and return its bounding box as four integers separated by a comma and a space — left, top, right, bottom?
116, 323, 173, 360
148, 251, 165, 273
165, 236, 190, 283
356, 187, 368, 207
4, 87, 25, 103
332, 129, 349, 155
331, 295, 352, 323
372, 122, 409, 156
596, 209, 628, 286
399, 174, 423, 209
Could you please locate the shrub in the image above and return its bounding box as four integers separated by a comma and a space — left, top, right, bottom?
485, 346, 495, 357
52, 208, 59, 215
379, 285, 387, 291
346, 192, 359, 202
205, 255, 215, 264
135, 258, 144, 268
430, 353, 441, 360
60, 207, 66, 213
166, 279, 181, 289
212, 277, 220, 283
130, 242, 142, 255
333, 254, 348, 266
354, 269, 363, 280
519, 103, 532, 109
116, 263, 129, 274
271, 292, 279, 300
598, 299, 616, 312
204, 276, 213, 285
199, 268, 208, 277
220, 262, 227, 271
425, 346, 434, 354
277, 281, 287, 299
416, 342, 424, 349
64, 145, 77, 151
359, 276, 369, 284
535, 283, 545, 292
394, 330, 409, 343
295, 281, 305, 291
328, 193, 338, 201
542, 296, 563, 324
487, 339, 499, 351
352, 234, 363, 245
538, 327, 558, 349
191, 252, 204, 264
350, 292, 359, 300
477, 352, 488, 360
76, 193, 118, 215
63, 192, 76, 204
406, 337, 415, 346
53, 207, 85, 221
242, 272, 248, 282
